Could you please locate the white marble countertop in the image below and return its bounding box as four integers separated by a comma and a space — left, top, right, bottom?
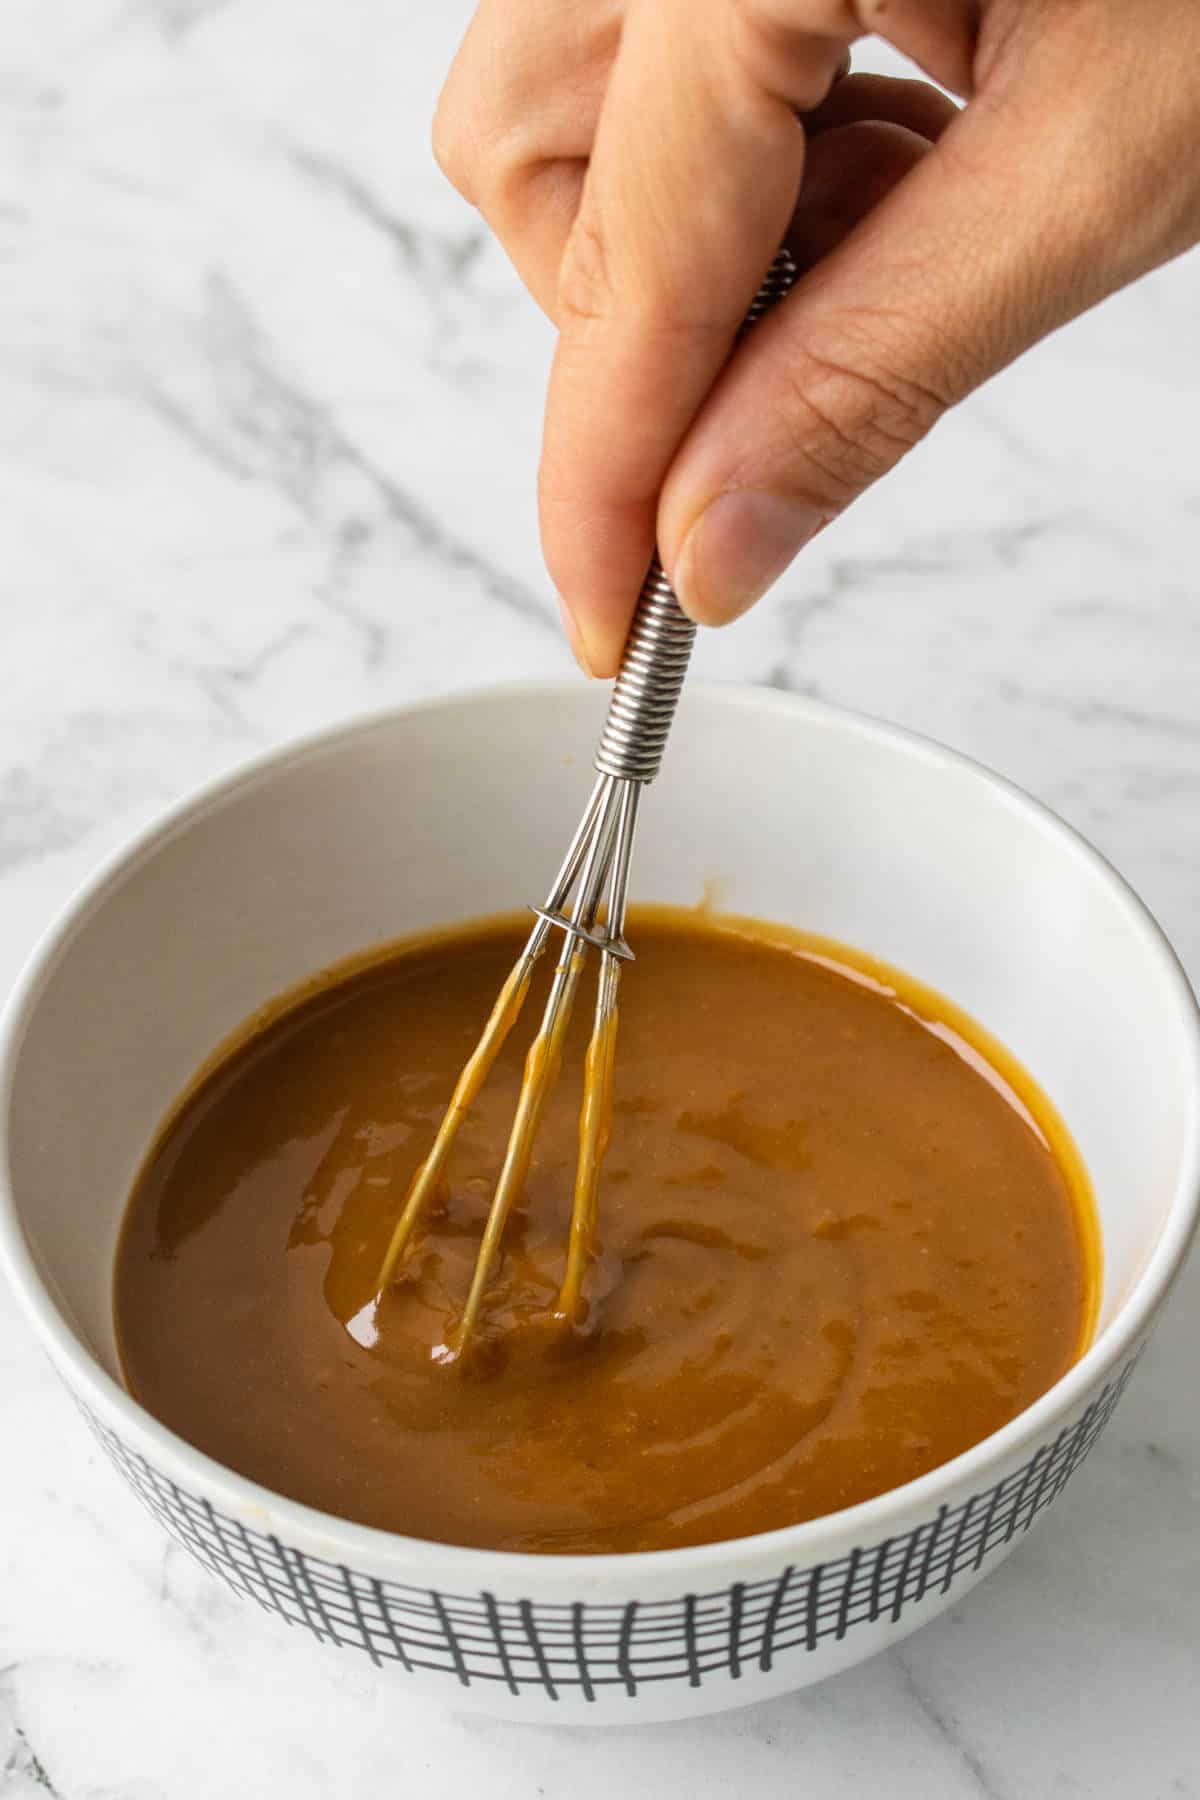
2, 2, 1199, 1794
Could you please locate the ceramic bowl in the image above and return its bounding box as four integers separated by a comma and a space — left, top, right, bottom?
2, 684, 1198, 1723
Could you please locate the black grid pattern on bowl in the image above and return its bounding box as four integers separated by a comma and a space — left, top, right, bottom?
80, 1359, 1134, 1699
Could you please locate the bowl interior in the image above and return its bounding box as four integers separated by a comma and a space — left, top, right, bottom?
5, 686, 1198, 1388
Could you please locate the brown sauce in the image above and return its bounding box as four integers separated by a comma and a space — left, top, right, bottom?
114, 911, 1098, 1554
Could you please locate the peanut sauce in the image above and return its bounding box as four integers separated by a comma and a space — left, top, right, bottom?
114, 911, 1097, 1553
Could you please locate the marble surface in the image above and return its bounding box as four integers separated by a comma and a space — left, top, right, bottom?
2, 1, 1200, 1793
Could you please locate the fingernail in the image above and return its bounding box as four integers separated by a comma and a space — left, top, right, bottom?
557, 593, 594, 677
672, 491, 826, 624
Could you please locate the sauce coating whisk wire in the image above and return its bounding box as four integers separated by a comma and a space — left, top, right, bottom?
377, 249, 798, 1355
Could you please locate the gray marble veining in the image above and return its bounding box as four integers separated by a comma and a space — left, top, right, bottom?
2, 2, 1199, 1794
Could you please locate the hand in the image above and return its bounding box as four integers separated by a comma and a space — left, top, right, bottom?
434, 1, 1200, 675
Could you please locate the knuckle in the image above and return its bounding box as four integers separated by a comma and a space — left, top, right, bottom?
555, 211, 737, 343
731, 0, 851, 44
730, 0, 794, 55
555, 211, 614, 328
430, 90, 474, 200
432, 94, 525, 217
729, 0, 855, 104
778, 320, 950, 499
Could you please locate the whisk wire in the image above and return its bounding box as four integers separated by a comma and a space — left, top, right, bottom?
557, 779, 640, 1322
377, 248, 799, 1352
376, 776, 610, 1290
453, 779, 624, 1349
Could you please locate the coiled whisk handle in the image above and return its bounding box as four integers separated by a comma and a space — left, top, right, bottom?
594, 247, 799, 785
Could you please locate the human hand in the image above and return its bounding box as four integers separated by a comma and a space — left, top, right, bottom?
434, 2, 1200, 675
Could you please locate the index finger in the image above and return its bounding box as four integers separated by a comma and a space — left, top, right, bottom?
538, 0, 850, 674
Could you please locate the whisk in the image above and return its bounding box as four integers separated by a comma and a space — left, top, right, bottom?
378, 249, 799, 1356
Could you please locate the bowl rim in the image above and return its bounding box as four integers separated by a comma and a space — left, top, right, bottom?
2, 678, 1199, 1587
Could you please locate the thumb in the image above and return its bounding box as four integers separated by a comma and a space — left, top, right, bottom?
658, 40, 1180, 625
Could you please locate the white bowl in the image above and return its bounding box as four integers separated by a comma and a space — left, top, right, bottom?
2, 683, 1198, 1724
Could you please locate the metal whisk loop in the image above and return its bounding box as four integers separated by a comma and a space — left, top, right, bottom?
377, 247, 798, 1354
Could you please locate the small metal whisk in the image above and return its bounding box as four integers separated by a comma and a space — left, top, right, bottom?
378, 249, 798, 1356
